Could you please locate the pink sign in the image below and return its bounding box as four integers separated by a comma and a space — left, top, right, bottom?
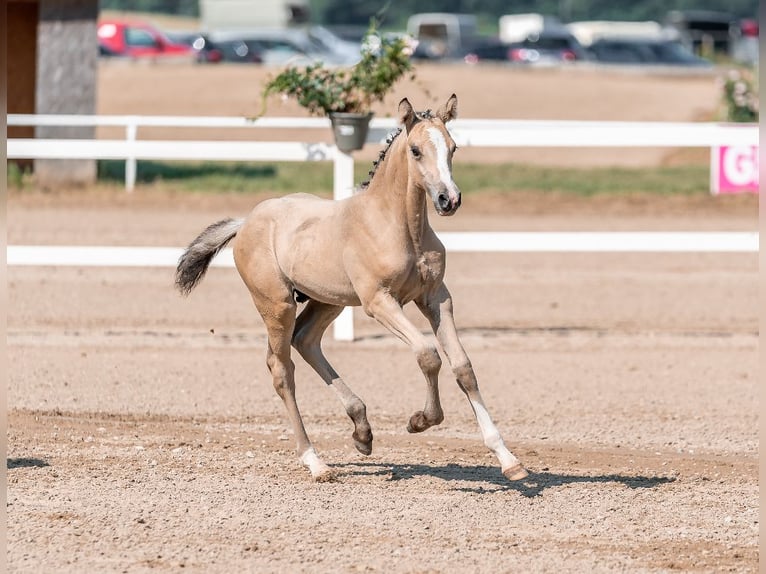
711, 145, 759, 194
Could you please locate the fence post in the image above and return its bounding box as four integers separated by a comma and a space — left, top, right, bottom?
332, 148, 356, 341
125, 118, 138, 192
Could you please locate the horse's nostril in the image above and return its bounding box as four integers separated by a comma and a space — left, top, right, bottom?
437, 193, 450, 209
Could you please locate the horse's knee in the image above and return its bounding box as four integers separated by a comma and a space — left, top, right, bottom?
453, 360, 478, 392
267, 354, 295, 397
416, 345, 441, 376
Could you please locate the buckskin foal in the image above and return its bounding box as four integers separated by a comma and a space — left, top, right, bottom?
175, 94, 528, 482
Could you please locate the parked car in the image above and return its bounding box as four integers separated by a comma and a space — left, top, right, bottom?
407, 13, 478, 60
588, 38, 712, 66
505, 30, 589, 64
461, 40, 513, 64
305, 26, 362, 65
97, 19, 194, 59
202, 28, 359, 66
193, 36, 264, 64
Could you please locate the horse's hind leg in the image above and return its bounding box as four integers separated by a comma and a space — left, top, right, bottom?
417, 284, 528, 481
252, 293, 335, 482
292, 301, 373, 455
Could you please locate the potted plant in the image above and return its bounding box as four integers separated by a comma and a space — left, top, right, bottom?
261, 22, 414, 153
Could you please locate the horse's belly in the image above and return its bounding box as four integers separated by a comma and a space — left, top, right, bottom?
280, 229, 360, 306
289, 257, 360, 307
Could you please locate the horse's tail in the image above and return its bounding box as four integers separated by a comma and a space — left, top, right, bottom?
175, 218, 244, 296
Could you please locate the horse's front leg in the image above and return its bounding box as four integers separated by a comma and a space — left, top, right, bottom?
362, 291, 445, 433
416, 284, 528, 481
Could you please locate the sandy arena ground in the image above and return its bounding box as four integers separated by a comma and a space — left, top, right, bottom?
7, 63, 759, 572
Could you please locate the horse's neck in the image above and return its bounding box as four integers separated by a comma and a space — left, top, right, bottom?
367, 137, 430, 260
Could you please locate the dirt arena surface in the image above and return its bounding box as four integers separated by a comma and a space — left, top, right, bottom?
8, 57, 758, 572
7, 187, 758, 572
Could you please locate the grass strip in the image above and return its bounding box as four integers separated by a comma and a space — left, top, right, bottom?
62, 160, 708, 197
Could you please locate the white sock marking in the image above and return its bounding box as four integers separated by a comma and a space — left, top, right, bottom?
470, 399, 519, 470
300, 447, 329, 476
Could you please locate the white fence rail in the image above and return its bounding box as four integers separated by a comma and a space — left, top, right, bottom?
7, 114, 759, 340
7, 114, 759, 191
8, 234, 758, 268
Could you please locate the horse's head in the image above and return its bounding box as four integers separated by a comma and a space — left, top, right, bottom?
398, 94, 461, 216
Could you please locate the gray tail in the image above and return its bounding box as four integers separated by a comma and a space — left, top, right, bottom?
175, 218, 243, 296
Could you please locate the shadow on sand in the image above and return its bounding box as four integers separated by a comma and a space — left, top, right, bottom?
7, 458, 50, 469
338, 461, 675, 498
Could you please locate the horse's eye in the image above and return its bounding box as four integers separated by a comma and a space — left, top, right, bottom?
410, 146, 421, 159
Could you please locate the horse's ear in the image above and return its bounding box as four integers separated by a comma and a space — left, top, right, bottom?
437, 93, 458, 123
398, 97, 416, 132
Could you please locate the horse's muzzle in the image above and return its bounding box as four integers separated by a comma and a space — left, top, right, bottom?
434, 188, 461, 216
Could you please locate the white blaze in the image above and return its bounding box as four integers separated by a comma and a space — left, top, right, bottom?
426, 127, 457, 201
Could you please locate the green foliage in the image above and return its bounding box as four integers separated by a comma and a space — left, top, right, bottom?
7, 162, 31, 189
261, 22, 413, 115
97, 160, 333, 194
456, 163, 710, 196
98, 0, 199, 17
721, 68, 759, 123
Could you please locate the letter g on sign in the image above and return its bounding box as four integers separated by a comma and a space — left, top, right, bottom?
723, 146, 758, 187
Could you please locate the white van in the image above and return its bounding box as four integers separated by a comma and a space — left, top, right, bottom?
406, 13, 477, 59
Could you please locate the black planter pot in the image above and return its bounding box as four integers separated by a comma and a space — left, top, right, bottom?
329, 112, 373, 153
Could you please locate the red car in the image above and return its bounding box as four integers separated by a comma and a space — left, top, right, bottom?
97, 19, 193, 58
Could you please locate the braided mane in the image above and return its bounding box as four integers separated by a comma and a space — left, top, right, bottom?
358, 109, 435, 190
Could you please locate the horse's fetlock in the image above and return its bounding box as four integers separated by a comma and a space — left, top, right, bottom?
346, 397, 367, 421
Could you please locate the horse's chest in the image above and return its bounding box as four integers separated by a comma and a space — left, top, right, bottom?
387, 248, 445, 301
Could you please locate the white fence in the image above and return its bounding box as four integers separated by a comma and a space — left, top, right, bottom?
7, 114, 759, 340
7, 113, 759, 193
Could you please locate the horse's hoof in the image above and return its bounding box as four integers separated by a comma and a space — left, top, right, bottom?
502, 463, 529, 481
354, 439, 373, 456
406, 411, 432, 433
352, 429, 373, 455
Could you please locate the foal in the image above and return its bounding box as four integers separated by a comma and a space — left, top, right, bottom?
176, 94, 528, 482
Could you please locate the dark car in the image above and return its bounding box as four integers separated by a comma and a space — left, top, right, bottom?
506, 30, 589, 64
461, 40, 513, 64
193, 36, 264, 64
588, 38, 712, 67
462, 30, 588, 65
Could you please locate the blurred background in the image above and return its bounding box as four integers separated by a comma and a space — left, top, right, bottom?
6, 0, 759, 195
